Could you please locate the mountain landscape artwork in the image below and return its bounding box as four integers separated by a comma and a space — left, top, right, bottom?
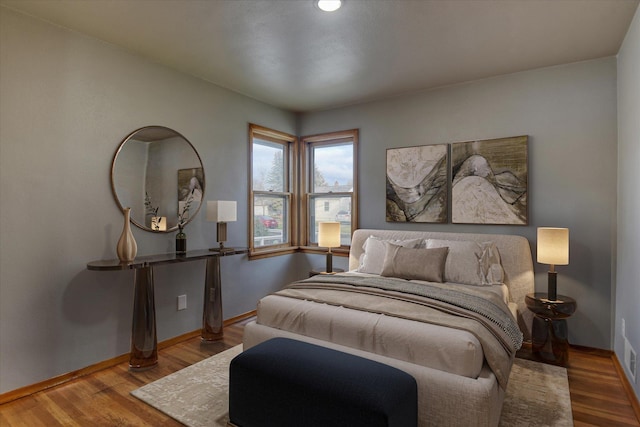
386, 144, 448, 223
451, 136, 528, 225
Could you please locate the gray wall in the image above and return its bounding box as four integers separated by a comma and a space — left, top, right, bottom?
300, 57, 619, 351
0, 7, 308, 394
0, 4, 632, 396
616, 6, 640, 399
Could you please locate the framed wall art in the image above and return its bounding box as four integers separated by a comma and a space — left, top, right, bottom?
450, 135, 528, 225
177, 167, 204, 218
386, 144, 448, 223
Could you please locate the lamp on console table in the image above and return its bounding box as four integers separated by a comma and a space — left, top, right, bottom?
537, 227, 569, 301
318, 222, 341, 274
207, 201, 237, 252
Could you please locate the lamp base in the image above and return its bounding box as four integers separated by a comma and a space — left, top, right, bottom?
547, 271, 558, 301
326, 251, 333, 273
209, 223, 232, 252
209, 244, 235, 253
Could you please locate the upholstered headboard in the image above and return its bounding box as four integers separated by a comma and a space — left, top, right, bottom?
349, 229, 535, 340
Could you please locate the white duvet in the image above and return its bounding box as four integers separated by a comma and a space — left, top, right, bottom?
255, 271, 515, 380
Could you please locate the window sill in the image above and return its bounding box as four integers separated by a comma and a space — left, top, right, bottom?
298, 246, 349, 257
249, 246, 299, 260
248, 246, 350, 260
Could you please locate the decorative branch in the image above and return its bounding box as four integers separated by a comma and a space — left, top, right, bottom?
177, 190, 195, 232
145, 192, 161, 230
144, 192, 159, 216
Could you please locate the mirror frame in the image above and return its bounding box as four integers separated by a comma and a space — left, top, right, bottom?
111, 126, 205, 232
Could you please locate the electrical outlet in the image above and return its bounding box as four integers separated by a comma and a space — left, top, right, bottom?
624, 337, 637, 382
177, 294, 187, 311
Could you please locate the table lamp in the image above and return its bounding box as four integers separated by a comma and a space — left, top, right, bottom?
318, 222, 341, 273
537, 227, 569, 301
207, 201, 237, 251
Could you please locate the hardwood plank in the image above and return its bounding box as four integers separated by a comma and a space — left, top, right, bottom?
42, 389, 93, 426
0, 318, 637, 426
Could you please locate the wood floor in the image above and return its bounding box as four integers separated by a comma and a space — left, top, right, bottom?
1, 317, 638, 426
567, 348, 639, 427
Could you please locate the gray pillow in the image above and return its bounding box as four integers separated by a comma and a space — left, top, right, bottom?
380, 242, 449, 282
358, 236, 423, 275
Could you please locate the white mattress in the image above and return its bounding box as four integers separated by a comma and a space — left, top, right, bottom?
255, 273, 513, 379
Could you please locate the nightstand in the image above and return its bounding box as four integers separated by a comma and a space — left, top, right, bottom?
309, 268, 344, 277
525, 293, 577, 366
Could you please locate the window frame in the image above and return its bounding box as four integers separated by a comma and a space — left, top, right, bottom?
248, 124, 299, 259
300, 129, 359, 256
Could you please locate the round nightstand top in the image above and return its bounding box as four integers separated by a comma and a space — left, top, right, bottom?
525, 293, 577, 319
310, 268, 345, 276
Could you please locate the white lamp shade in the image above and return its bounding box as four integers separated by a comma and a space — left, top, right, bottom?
206, 201, 237, 222
318, 222, 341, 248
537, 227, 569, 265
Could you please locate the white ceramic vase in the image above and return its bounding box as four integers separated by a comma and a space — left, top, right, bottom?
117, 207, 137, 262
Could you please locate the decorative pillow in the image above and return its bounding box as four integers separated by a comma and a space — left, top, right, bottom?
479, 241, 504, 285
380, 242, 449, 282
358, 236, 424, 275
425, 239, 504, 286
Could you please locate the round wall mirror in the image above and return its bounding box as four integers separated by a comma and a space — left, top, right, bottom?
111, 126, 205, 232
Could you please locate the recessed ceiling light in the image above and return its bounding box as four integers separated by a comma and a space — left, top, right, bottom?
316, 0, 342, 12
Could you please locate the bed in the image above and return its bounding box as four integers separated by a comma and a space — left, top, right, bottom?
243, 229, 534, 427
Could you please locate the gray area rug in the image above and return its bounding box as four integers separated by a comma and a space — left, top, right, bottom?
132, 345, 573, 427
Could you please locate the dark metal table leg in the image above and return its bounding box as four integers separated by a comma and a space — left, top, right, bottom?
129, 265, 158, 370
202, 257, 223, 341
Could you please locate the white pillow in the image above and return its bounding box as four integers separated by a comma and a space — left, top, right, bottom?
425, 239, 504, 286
358, 236, 424, 275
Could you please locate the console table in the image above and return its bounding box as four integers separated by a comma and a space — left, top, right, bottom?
87, 248, 248, 370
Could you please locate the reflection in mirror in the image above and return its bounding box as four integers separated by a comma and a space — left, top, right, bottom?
111, 126, 205, 232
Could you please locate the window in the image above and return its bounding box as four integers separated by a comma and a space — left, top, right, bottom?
249, 124, 297, 257
301, 130, 358, 250
248, 125, 357, 258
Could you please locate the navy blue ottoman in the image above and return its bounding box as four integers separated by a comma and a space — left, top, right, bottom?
229, 338, 418, 427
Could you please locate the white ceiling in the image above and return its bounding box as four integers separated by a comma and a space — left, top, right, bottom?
2, 0, 638, 112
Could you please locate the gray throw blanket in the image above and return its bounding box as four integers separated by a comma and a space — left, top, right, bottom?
279, 274, 523, 389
